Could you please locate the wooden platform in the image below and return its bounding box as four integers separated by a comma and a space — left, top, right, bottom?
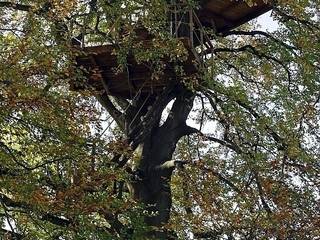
74, 39, 198, 99
198, 0, 272, 34
74, 0, 272, 98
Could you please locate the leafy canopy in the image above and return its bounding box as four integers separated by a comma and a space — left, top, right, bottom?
0, 0, 319, 239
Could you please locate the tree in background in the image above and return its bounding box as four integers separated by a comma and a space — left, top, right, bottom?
0, 0, 319, 239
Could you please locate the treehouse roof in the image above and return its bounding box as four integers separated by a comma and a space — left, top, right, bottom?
198, 0, 272, 34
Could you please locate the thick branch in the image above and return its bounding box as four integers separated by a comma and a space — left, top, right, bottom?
0, 2, 31, 11
194, 230, 223, 239
96, 93, 125, 131
128, 84, 177, 146
0, 228, 23, 239
181, 125, 242, 153
41, 214, 70, 227
111, 96, 130, 112
178, 125, 199, 136
224, 30, 297, 52
254, 171, 272, 214
0, 166, 20, 176
164, 89, 195, 129
0, 1, 52, 15
0, 193, 71, 227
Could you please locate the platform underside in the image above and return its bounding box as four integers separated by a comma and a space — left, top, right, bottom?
198, 0, 272, 34
74, 41, 198, 99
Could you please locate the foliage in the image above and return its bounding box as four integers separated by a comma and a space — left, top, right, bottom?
0, 0, 319, 239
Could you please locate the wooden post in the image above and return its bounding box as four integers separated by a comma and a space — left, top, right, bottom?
174, 5, 178, 37
189, 9, 194, 48
200, 23, 204, 65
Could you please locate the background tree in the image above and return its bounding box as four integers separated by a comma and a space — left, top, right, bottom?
0, 0, 319, 239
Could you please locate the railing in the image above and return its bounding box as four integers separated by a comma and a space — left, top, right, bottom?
168, 2, 214, 70
74, 1, 214, 72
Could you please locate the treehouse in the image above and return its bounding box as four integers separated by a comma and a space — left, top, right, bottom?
74, 0, 272, 99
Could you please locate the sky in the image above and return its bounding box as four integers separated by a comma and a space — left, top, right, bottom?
256, 10, 279, 31
185, 10, 280, 134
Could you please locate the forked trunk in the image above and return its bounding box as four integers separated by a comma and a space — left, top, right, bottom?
128, 88, 195, 239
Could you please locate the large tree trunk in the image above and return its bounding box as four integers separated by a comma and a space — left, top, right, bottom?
97, 84, 195, 238
129, 88, 195, 238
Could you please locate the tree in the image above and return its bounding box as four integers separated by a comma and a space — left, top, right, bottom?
0, 0, 319, 239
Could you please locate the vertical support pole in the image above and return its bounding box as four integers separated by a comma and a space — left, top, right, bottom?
174, 4, 178, 37
81, 17, 85, 48
169, 4, 172, 35
169, 0, 174, 36
189, 9, 194, 48
200, 25, 204, 64
69, 19, 73, 43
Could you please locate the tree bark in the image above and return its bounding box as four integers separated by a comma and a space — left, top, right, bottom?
129, 88, 195, 238
97, 82, 195, 238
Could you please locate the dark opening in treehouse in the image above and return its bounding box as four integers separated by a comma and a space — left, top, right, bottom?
74, 0, 272, 99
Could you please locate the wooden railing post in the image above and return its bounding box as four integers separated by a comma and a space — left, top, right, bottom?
189, 9, 194, 48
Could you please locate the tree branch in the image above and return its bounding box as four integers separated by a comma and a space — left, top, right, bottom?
0, 193, 71, 227
205, 135, 242, 153
96, 93, 125, 131
211, 44, 292, 84
0, 1, 53, 15
253, 171, 272, 214
112, 96, 130, 112
274, 7, 319, 31
165, 89, 195, 129
193, 230, 223, 239
204, 89, 286, 150
199, 165, 242, 195
224, 30, 297, 52
128, 84, 177, 147
0, 228, 23, 240
41, 214, 70, 227
178, 125, 199, 136
0, 2, 31, 11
